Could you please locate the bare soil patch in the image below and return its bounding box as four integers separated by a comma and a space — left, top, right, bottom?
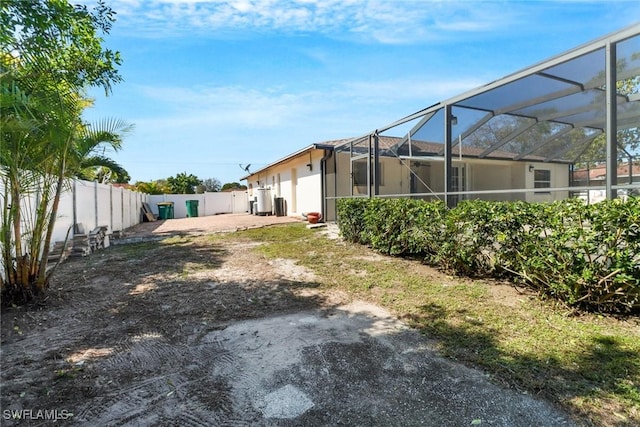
1, 232, 342, 425
1, 220, 575, 426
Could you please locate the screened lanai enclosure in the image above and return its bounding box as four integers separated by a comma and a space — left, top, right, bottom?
324, 24, 640, 216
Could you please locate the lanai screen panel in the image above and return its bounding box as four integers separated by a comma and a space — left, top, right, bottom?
458, 74, 579, 114
618, 34, 640, 82
616, 34, 640, 136
612, 33, 640, 194
334, 143, 353, 198
456, 51, 607, 162
331, 136, 373, 197
410, 108, 445, 149
330, 25, 640, 206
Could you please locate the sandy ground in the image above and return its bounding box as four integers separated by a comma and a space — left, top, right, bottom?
1, 214, 575, 426
121, 213, 302, 238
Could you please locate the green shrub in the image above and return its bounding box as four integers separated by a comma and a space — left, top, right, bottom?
516, 197, 640, 313
337, 198, 446, 258
513, 199, 593, 302
336, 198, 368, 244
365, 198, 446, 258
436, 200, 536, 277
336, 196, 640, 314
586, 197, 640, 312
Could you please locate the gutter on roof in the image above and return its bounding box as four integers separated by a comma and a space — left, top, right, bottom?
240, 143, 335, 181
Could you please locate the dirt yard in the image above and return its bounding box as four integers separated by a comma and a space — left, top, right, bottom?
1, 216, 329, 422
1, 215, 575, 426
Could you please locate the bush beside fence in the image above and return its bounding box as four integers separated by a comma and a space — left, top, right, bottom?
336, 197, 640, 314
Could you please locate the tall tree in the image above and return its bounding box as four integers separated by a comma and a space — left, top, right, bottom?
221, 182, 248, 192
199, 178, 222, 193
167, 172, 202, 194
135, 180, 170, 195
1, 0, 123, 304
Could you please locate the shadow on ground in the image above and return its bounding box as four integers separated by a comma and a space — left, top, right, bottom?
401, 302, 640, 426
1, 236, 576, 426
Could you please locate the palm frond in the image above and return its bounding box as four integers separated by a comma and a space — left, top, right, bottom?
78, 155, 128, 179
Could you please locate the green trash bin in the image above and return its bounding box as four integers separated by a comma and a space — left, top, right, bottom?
186, 200, 199, 217
157, 202, 174, 220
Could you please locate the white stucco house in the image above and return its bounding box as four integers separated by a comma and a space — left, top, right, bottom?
242, 26, 640, 220
241, 135, 571, 222
241, 140, 345, 220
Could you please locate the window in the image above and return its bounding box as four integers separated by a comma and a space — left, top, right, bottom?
534, 169, 551, 193
451, 166, 466, 192
452, 165, 466, 203
352, 159, 384, 187
352, 159, 368, 187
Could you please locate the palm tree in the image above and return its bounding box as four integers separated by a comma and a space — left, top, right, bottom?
34, 118, 133, 290
2, 0, 125, 304
135, 180, 170, 195
1, 60, 131, 303
71, 118, 132, 183
1, 53, 77, 300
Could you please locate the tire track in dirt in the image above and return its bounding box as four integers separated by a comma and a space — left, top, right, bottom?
99, 335, 184, 373
1, 230, 335, 425
73, 325, 241, 424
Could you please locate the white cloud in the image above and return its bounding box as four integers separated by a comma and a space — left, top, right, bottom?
343, 77, 483, 103
100, 0, 514, 43
135, 84, 312, 127
127, 74, 482, 143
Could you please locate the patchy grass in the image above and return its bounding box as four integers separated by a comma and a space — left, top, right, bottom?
230, 223, 640, 427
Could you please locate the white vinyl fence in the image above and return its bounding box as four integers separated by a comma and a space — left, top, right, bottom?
1, 178, 149, 248
1, 181, 250, 258
70, 180, 149, 237
148, 191, 249, 218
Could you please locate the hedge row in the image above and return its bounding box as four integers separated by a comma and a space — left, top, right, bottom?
336, 197, 640, 314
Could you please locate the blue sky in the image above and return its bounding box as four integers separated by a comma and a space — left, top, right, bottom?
81, 0, 640, 185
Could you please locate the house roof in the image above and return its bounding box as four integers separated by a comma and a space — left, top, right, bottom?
572, 162, 640, 180
240, 138, 351, 180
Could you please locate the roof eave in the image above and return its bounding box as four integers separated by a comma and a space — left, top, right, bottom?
241, 144, 334, 181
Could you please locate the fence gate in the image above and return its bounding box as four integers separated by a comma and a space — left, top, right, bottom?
231, 191, 249, 214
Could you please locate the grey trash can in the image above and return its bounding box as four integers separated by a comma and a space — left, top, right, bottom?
274, 197, 285, 216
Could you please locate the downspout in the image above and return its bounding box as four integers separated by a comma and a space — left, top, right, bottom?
373, 132, 380, 196
605, 41, 618, 199
444, 105, 454, 208
320, 148, 332, 222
